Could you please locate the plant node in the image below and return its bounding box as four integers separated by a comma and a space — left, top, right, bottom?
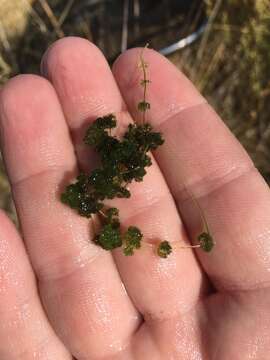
157, 241, 172, 258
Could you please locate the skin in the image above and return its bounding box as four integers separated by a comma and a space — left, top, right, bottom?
0, 37, 269, 360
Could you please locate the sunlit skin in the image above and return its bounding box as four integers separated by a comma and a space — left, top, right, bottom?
0, 37, 270, 359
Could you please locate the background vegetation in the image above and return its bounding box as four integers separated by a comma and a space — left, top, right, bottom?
0, 0, 269, 222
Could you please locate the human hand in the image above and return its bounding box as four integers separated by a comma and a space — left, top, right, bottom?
0, 37, 269, 359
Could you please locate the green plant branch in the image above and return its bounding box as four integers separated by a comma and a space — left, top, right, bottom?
138, 44, 151, 124
183, 183, 214, 252
60, 48, 214, 258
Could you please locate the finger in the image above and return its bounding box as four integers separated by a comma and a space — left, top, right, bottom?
113, 48, 270, 292
0, 75, 138, 359
0, 210, 71, 359
41, 37, 206, 323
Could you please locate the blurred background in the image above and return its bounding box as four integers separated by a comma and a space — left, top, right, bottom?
0, 0, 269, 222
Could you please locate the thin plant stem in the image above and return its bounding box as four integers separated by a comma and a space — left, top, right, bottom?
139, 44, 150, 124
59, 0, 75, 27
139, 241, 202, 252
121, 0, 129, 53
183, 184, 210, 235
38, 0, 65, 38
98, 209, 107, 218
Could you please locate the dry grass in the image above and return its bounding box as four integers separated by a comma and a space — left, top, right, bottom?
171, 0, 270, 181
0, 0, 269, 220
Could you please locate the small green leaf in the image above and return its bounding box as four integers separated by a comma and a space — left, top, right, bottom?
123, 226, 143, 256
95, 224, 122, 250
61, 174, 103, 218
104, 207, 120, 228
140, 79, 151, 86
83, 114, 117, 148
138, 101, 151, 112
95, 114, 117, 129
105, 207, 119, 220
157, 241, 172, 258
198, 232, 214, 252
83, 125, 107, 147
117, 187, 131, 198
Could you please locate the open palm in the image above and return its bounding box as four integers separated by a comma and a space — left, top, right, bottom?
0, 37, 269, 359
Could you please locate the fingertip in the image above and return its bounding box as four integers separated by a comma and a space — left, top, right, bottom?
0, 74, 59, 133
40, 36, 108, 80
0, 74, 54, 110
0, 73, 75, 185
0, 74, 57, 145
39, 36, 125, 128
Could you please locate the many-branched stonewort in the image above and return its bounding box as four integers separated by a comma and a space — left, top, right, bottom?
61, 47, 214, 257
61, 111, 164, 255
